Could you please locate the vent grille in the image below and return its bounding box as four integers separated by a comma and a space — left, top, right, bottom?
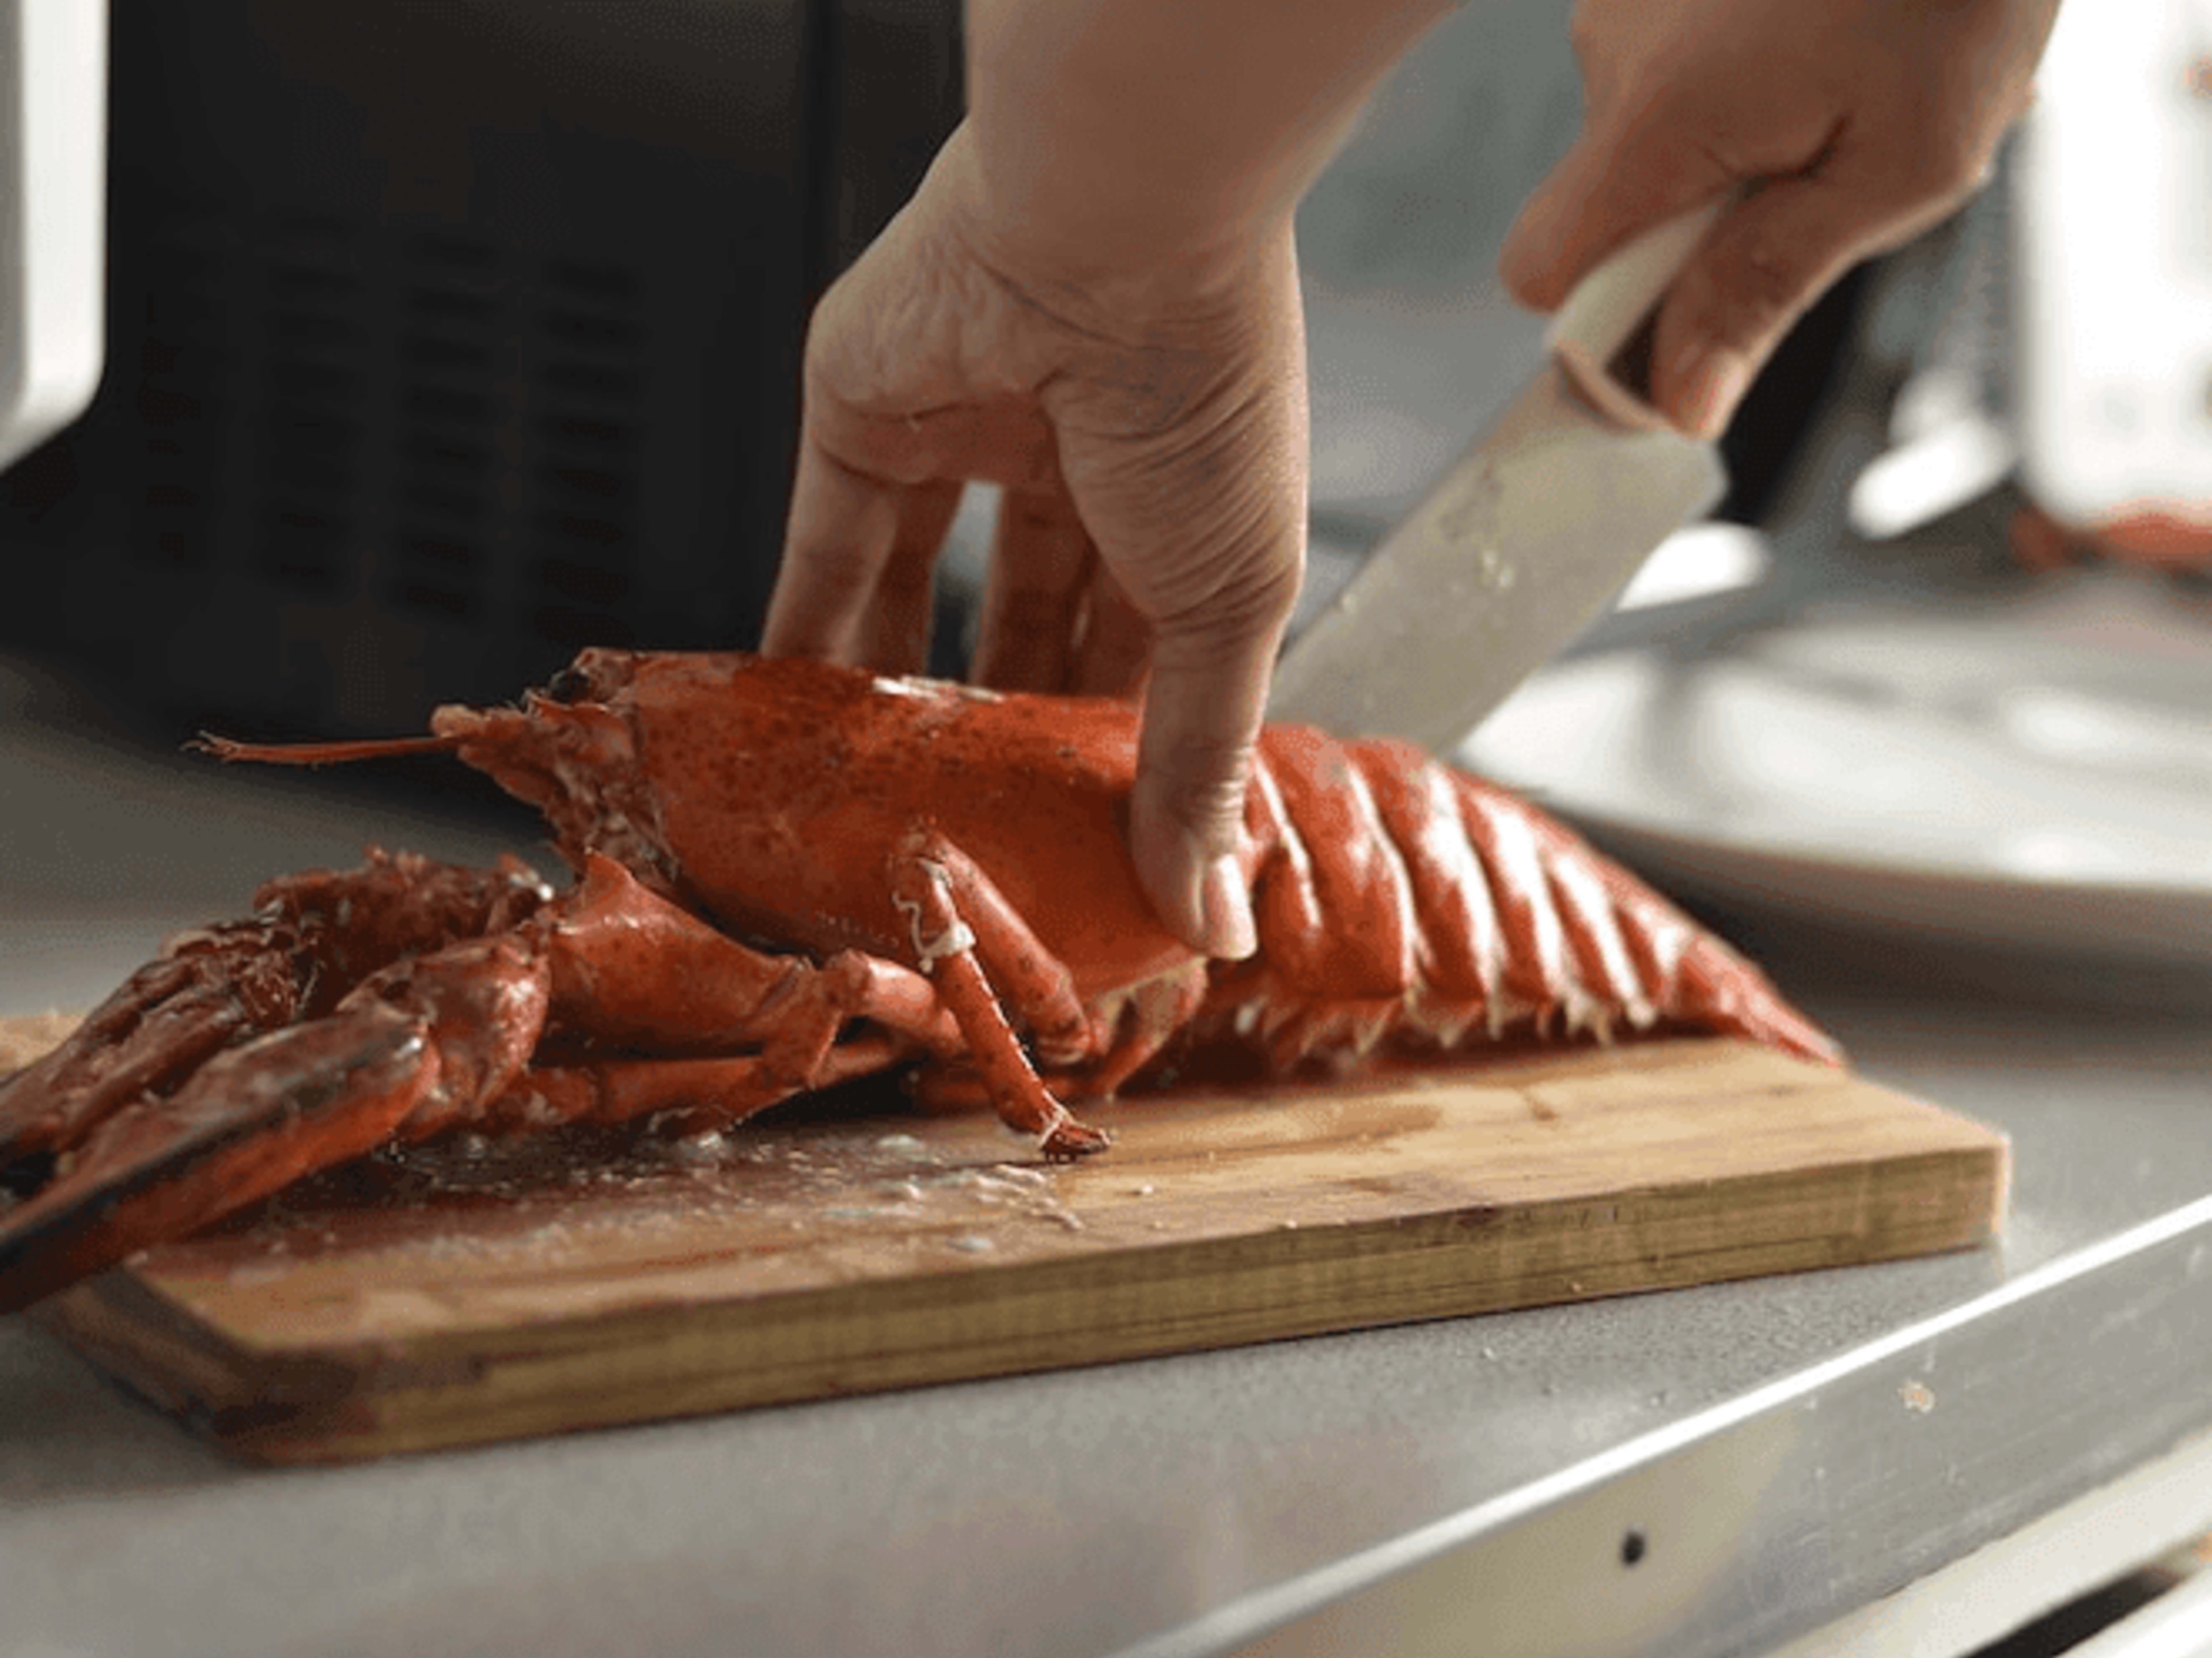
108, 213, 652, 648
531, 259, 643, 648
392, 233, 506, 623
131, 224, 233, 574
257, 215, 365, 595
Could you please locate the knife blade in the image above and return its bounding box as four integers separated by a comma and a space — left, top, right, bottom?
1267, 204, 1728, 753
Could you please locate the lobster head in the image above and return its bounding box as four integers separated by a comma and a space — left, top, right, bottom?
429, 650, 1191, 992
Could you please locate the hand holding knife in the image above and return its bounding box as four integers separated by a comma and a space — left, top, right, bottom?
1267, 204, 1729, 754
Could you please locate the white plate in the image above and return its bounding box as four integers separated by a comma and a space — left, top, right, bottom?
1461, 570, 2212, 966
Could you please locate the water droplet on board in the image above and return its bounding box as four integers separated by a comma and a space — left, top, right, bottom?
671, 1129, 729, 1166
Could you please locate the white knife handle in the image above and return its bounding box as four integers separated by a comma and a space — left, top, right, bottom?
1544, 201, 1724, 434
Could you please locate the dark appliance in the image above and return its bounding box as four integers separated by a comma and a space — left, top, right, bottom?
1, 0, 959, 737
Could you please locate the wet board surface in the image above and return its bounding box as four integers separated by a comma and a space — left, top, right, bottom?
7, 1027, 2008, 1464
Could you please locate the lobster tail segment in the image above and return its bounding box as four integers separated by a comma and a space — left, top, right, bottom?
1490, 783, 1842, 1067
1651, 925, 1840, 1067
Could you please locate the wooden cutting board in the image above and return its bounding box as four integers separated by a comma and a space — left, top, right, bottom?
7, 1022, 2005, 1464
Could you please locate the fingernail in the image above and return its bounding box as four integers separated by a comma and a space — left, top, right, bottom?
1200, 852, 1257, 961
1675, 345, 1753, 441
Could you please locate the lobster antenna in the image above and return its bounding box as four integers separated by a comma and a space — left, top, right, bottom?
190, 733, 464, 767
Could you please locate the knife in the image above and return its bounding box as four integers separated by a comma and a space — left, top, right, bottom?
1267, 203, 1729, 752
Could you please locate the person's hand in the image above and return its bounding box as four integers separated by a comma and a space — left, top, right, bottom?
762, 126, 1308, 961
1501, 0, 2059, 438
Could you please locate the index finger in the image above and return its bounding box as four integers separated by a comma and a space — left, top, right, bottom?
1498, 112, 1734, 314
763, 441, 903, 662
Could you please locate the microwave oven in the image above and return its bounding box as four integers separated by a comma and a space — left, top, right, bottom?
0, 0, 959, 738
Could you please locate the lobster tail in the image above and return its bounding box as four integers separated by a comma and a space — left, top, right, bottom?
1213, 729, 1838, 1072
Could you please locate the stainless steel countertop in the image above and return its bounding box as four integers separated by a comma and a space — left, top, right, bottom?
3, 646, 2211, 1658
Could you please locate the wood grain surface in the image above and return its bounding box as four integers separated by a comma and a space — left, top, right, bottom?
1, 1014, 2010, 1465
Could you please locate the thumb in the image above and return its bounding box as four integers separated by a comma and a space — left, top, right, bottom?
1126, 593, 1293, 962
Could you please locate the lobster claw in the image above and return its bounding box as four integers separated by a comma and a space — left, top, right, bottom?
0, 918, 558, 1313
0, 1003, 437, 1312
0, 851, 574, 1311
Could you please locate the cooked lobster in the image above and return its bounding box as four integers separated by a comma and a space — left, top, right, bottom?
0, 648, 1836, 1310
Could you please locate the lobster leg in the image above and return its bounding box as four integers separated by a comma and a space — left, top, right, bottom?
910, 959, 1213, 1113
1080, 963, 1214, 1097
442, 855, 959, 1137
482, 1035, 915, 1133
543, 853, 963, 1067
887, 834, 1111, 1158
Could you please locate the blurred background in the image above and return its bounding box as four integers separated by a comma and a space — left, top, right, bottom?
5, 0, 2212, 1008
0, 0, 1880, 739
0, 0, 956, 740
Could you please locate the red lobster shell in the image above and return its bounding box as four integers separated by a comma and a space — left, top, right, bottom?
0, 649, 1835, 1309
